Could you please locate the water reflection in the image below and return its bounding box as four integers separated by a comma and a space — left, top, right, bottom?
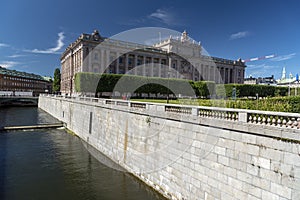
0, 108, 165, 200
0, 107, 60, 126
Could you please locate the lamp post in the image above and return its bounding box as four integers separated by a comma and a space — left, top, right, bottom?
167, 70, 170, 104
288, 82, 290, 96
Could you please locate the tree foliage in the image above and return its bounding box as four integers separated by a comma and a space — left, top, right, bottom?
53, 68, 61, 92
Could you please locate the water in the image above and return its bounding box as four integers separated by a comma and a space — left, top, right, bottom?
0, 107, 60, 126
0, 107, 165, 200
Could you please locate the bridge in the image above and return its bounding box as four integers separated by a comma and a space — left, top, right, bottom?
39, 94, 300, 200
0, 96, 38, 106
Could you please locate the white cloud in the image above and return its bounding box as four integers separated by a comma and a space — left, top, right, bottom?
247, 64, 280, 77
25, 32, 65, 54
271, 53, 296, 61
229, 31, 250, 40
7, 54, 26, 58
148, 9, 175, 25
0, 43, 9, 48
0, 61, 20, 68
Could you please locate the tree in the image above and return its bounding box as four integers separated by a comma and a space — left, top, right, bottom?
53, 68, 61, 92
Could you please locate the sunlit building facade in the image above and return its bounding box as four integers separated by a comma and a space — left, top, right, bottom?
61, 30, 246, 95
0, 66, 52, 95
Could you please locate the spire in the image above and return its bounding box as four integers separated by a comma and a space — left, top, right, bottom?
281, 66, 286, 80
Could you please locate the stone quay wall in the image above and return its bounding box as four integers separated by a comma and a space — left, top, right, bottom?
39, 95, 300, 200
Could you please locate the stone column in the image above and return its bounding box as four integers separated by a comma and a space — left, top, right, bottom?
241, 68, 245, 83
201, 64, 205, 80
158, 58, 162, 77
217, 67, 221, 84
100, 49, 104, 74
223, 67, 226, 83
106, 50, 110, 73
116, 52, 120, 74
143, 56, 146, 76
232, 69, 236, 83
80, 49, 83, 71
86, 48, 91, 72
70, 50, 74, 94
227, 68, 231, 83
213, 67, 216, 83
168, 57, 172, 78
198, 65, 201, 81
150, 57, 154, 77
134, 54, 138, 75
192, 63, 196, 81
125, 54, 129, 73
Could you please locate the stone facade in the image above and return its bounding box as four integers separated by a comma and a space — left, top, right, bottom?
61, 30, 246, 95
0, 66, 52, 95
39, 95, 300, 200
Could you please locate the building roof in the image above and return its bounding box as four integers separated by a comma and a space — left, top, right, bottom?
0, 66, 48, 81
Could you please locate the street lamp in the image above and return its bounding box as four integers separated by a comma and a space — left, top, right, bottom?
167, 70, 170, 104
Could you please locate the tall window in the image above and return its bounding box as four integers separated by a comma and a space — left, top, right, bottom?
94, 53, 98, 60
128, 58, 132, 65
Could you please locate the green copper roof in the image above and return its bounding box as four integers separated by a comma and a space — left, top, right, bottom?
0, 66, 47, 81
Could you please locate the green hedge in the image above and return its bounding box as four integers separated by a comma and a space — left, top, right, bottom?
75, 72, 215, 97
178, 97, 300, 113
216, 84, 288, 98
74, 72, 101, 93
225, 96, 300, 113
75, 72, 293, 99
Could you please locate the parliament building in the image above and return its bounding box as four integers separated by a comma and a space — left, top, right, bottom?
61, 30, 246, 95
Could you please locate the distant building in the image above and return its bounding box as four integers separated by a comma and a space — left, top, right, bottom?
244, 76, 257, 85
244, 75, 277, 85
276, 67, 300, 86
0, 66, 52, 95
61, 30, 246, 95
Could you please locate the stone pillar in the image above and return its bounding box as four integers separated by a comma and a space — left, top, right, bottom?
205, 65, 209, 81
70, 50, 74, 94
217, 67, 221, 84
100, 49, 104, 74
228, 68, 231, 83
134, 54, 138, 75
158, 58, 162, 77
241, 68, 245, 83
198, 66, 201, 81
192, 64, 196, 81
150, 57, 154, 77
168, 57, 172, 78
125, 54, 129, 73
143, 56, 146, 76
86, 48, 91, 72
116, 52, 120, 74
203, 65, 206, 80
106, 50, 110, 73
232, 69, 236, 83
213, 67, 217, 83
223, 67, 226, 83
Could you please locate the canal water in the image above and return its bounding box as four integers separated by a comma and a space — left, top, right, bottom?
0, 107, 165, 200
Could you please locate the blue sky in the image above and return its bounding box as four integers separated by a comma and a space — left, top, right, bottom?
0, 0, 299, 79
